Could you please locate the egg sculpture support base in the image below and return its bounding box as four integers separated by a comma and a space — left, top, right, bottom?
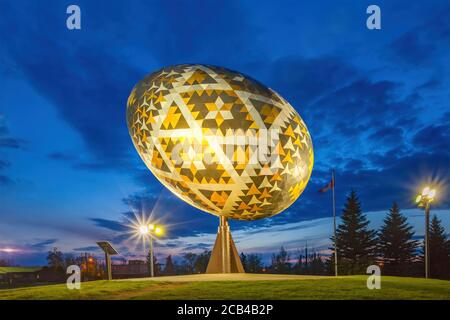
206, 216, 245, 274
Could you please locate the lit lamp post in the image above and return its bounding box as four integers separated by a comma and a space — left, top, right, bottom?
415, 186, 436, 279
139, 224, 163, 277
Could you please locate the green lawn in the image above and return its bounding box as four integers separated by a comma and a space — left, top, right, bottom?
1, 276, 450, 300
0, 267, 41, 274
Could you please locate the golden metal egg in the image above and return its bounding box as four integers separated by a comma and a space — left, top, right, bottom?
127, 64, 313, 221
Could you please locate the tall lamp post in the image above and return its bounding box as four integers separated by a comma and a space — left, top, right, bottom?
415, 186, 436, 279
139, 224, 164, 277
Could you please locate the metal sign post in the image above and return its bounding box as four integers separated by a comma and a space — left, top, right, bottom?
96, 241, 119, 280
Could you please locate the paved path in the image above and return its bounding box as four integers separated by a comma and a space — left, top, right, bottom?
120, 273, 333, 282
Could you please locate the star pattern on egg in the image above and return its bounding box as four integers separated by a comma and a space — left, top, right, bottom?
127, 64, 313, 221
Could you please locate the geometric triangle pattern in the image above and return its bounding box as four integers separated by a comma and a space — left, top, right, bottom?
127, 64, 314, 221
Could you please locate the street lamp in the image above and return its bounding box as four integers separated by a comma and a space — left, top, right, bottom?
139, 223, 164, 277
139, 225, 149, 235
416, 186, 436, 279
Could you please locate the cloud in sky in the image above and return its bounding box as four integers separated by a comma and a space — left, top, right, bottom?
0, 114, 25, 185
47, 152, 78, 162
0, 114, 26, 150
389, 5, 450, 66
29, 239, 58, 250
89, 218, 128, 232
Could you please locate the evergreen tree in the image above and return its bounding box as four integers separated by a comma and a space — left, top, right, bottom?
428, 215, 450, 279
164, 255, 175, 275
309, 253, 327, 275
378, 203, 419, 276
240, 253, 248, 271
246, 254, 263, 273
194, 250, 211, 273
182, 252, 197, 274
297, 251, 326, 275
270, 246, 291, 274
330, 190, 377, 274
294, 254, 304, 274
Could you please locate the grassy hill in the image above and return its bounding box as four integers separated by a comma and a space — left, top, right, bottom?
0, 267, 41, 274
1, 275, 450, 300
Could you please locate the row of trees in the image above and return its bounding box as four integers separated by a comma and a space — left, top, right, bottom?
0, 259, 12, 267
146, 251, 212, 276
46, 248, 103, 280
148, 252, 264, 276
330, 190, 450, 279
148, 248, 327, 276
268, 247, 327, 275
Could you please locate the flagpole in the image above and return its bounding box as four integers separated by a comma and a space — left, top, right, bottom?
332, 169, 338, 277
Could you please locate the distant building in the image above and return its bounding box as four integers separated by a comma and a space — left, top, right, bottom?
0, 267, 42, 288
128, 259, 146, 265
111, 260, 149, 278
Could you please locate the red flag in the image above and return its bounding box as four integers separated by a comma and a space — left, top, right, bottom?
319, 178, 334, 193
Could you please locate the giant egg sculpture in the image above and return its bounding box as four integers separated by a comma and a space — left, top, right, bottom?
127, 64, 313, 221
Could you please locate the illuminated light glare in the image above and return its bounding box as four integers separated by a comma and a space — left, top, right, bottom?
122, 204, 168, 257
416, 186, 438, 206
428, 189, 436, 199
0, 248, 17, 253
155, 227, 163, 236
139, 225, 149, 235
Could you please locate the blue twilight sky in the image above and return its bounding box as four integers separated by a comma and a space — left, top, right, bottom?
0, 0, 449, 265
